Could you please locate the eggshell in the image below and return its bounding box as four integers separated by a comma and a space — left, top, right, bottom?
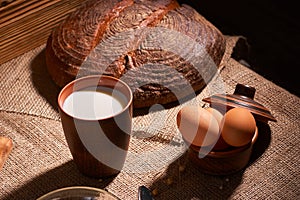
177, 106, 220, 147
221, 107, 256, 147
206, 107, 230, 151
205, 107, 223, 127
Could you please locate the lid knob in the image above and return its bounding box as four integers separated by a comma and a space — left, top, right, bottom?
234, 84, 256, 99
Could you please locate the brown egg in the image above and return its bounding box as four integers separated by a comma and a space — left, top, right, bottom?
206, 107, 230, 151
221, 107, 256, 147
205, 107, 223, 127
177, 106, 220, 147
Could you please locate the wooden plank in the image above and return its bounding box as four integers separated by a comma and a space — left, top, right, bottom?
0, 0, 42, 22
0, 0, 86, 64
0, 0, 64, 25
1, 0, 81, 42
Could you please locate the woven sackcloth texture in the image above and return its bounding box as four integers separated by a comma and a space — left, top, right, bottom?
0, 36, 299, 200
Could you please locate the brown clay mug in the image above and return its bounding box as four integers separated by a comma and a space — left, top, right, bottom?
58, 75, 133, 178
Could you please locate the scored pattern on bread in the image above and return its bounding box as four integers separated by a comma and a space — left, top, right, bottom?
46, 0, 226, 108
0, 136, 13, 171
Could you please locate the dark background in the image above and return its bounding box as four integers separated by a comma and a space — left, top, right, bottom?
179, 0, 299, 97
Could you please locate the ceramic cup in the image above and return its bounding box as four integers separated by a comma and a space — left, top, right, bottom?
58, 75, 133, 178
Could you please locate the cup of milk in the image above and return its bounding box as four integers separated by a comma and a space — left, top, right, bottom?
58, 75, 133, 178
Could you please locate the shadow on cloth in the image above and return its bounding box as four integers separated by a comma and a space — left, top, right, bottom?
2, 161, 116, 200
133, 90, 203, 117
148, 122, 271, 199
249, 121, 272, 165
30, 47, 61, 112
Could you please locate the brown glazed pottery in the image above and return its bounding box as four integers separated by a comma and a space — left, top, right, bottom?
188, 127, 258, 175
58, 75, 133, 178
202, 83, 276, 123
188, 83, 276, 175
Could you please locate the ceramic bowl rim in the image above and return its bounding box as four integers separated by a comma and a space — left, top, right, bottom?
37, 186, 119, 200
190, 126, 258, 158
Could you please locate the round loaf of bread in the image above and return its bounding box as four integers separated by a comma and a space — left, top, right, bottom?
45, 0, 226, 108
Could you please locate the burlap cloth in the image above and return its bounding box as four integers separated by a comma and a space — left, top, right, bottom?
0, 36, 299, 199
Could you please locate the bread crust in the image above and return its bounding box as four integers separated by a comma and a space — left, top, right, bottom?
45, 0, 226, 108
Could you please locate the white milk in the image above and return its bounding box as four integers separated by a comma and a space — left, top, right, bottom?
63, 87, 126, 120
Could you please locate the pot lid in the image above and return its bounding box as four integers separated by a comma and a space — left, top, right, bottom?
202, 83, 277, 123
